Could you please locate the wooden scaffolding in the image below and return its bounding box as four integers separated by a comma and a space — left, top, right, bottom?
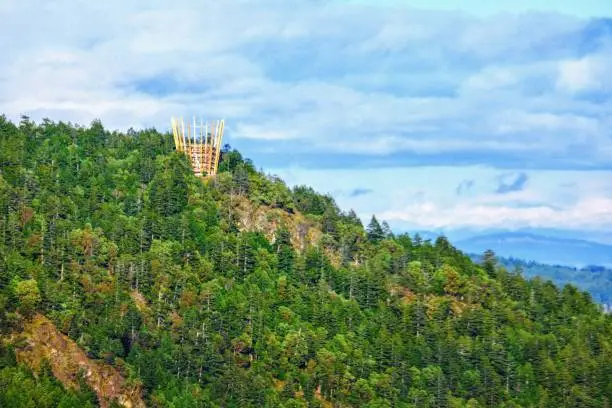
171, 117, 225, 177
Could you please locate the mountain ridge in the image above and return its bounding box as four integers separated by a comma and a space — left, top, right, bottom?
1, 117, 610, 407
455, 231, 612, 267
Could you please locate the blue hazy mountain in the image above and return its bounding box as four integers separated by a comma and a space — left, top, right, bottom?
468, 254, 612, 310
455, 232, 612, 268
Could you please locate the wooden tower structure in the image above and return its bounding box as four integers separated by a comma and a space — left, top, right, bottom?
171, 117, 225, 177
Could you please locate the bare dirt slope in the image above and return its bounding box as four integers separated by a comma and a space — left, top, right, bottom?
12, 314, 145, 408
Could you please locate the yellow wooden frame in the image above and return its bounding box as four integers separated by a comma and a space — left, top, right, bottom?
170, 116, 225, 177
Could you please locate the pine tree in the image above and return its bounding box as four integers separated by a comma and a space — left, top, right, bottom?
482, 249, 497, 278
381, 221, 393, 239
366, 215, 385, 243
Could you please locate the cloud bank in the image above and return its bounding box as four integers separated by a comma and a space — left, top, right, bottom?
273, 166, 612, 233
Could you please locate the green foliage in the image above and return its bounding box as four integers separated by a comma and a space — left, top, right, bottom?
0, 346, 97, 408
292, 185, 335, 216
0, 118, 610, 407
367, 215, 385, 243
13, 279, 41, 317
494, 256, 612, 310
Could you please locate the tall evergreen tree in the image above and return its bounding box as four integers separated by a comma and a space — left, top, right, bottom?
367, 215, 385, 243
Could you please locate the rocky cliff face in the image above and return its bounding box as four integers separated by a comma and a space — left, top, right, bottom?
233, 196, 322, 251
12, 314, 145, 408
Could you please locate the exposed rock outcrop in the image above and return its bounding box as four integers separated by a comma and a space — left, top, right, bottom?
13, 314, 145, 408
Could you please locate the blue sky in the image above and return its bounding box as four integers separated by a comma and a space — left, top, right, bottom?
344, 0, 612, 18
1, 0, 611, 239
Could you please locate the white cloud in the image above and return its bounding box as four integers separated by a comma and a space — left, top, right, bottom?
379, 196, 612, 231
273, 165, 612, 232
492, 111, 601, 139
233, 123, 298, 140
556, 53, 612, 93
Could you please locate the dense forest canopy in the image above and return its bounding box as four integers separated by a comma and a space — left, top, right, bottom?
471, 255, 612, 312
0, 116, 611, 407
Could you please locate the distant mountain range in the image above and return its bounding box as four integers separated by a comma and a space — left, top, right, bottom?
454, 232, 612, 268
469, 255, 612, 310
405, 229, 612, 309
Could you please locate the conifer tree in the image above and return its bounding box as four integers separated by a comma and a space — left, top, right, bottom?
367, 215, 385, 243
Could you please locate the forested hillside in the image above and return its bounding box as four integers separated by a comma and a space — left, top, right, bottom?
0, 116, 611, 407
493, 257, 612, 312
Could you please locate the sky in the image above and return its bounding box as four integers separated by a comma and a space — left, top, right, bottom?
1, 0, 611, 239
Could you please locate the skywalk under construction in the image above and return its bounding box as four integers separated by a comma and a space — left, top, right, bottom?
171, 117, 225, 177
